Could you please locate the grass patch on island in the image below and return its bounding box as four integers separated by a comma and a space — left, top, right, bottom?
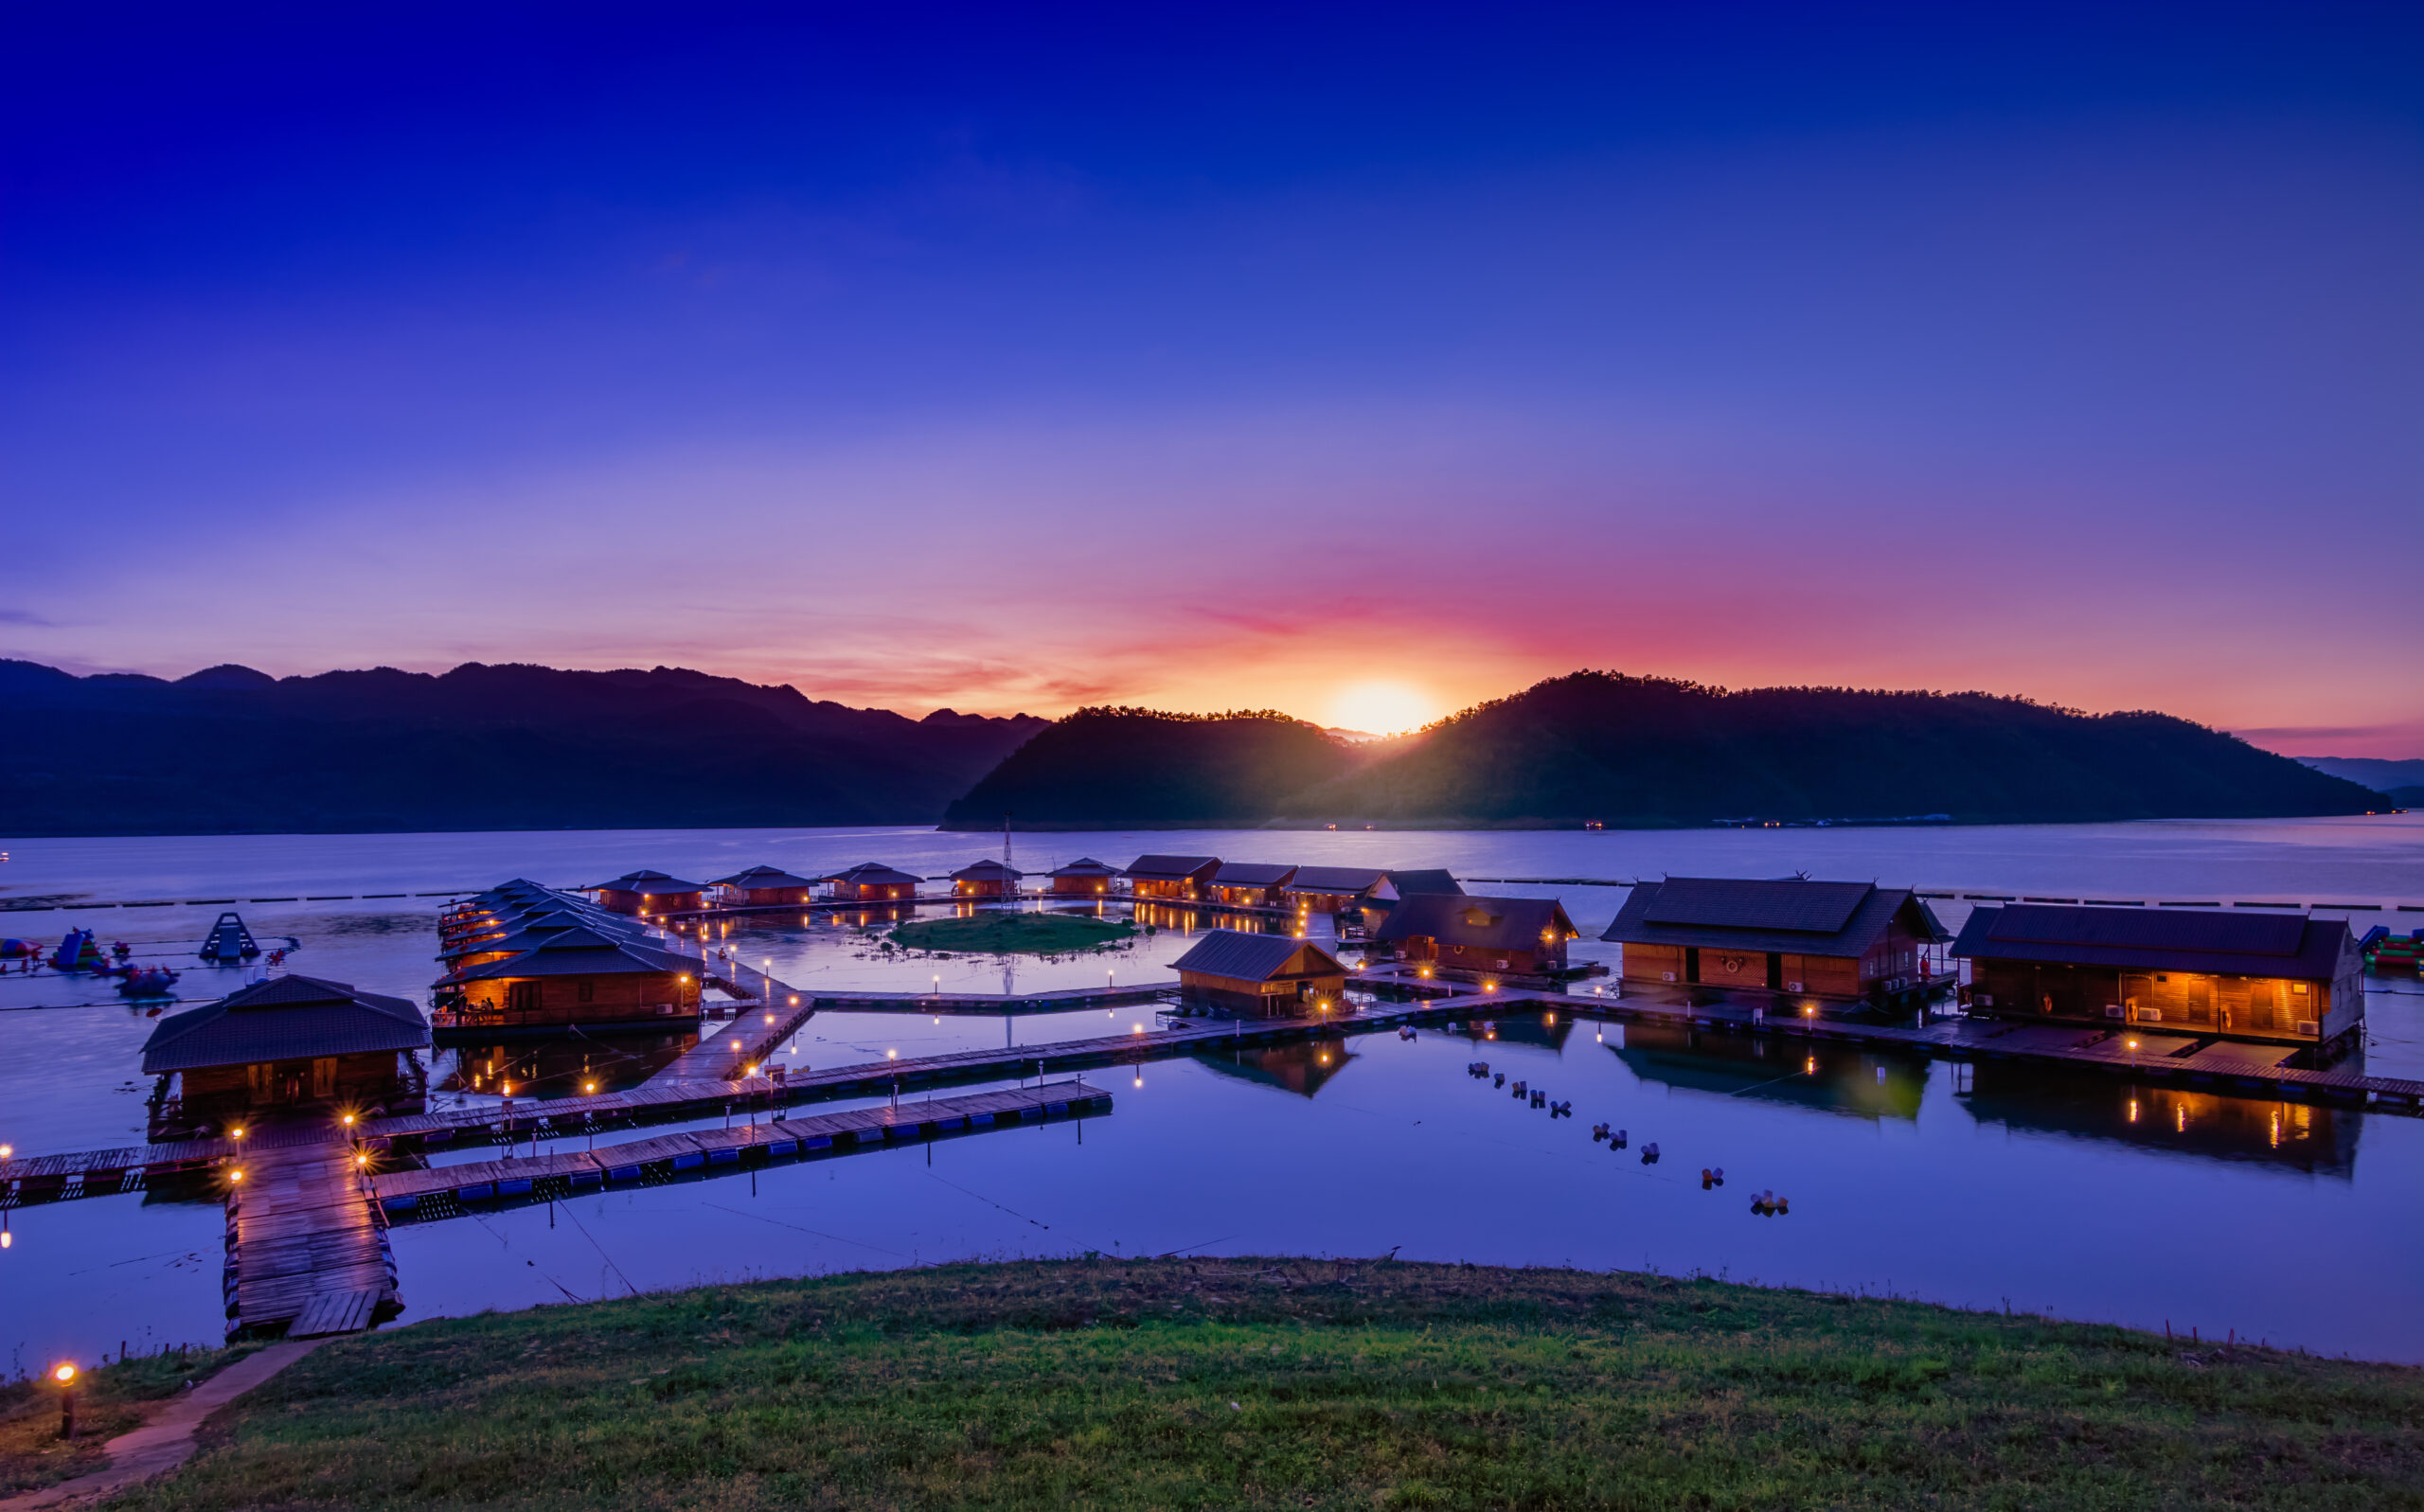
889, 912, 1136, 956
110, 1258, 2424, 1510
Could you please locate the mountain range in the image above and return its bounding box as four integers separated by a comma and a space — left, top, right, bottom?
0, 660, 1043, 836
946, 672, 2384, 828
0, 660, 2392, 836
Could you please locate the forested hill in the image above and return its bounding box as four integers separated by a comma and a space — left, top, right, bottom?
0, 661, 1043, 836
1286, 672, 2381, 826
943, 673, 2383, 829
941, 708, 1358, 828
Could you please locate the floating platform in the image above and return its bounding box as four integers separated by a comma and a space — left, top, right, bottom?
371, 1080, 1109, 1219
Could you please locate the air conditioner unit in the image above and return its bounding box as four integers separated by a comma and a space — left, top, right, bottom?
1975, 993, 1992, 1007
2141, 1008, 2162, 1023
2104, 1005, 2124, 1018
1493, 959, 1510, 970
2296, 1020, 2319, 1036
1785, 980, 1803, 992
1662, 971, 1676, 983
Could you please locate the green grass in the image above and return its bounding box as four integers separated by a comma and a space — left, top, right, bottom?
91, 1259, 2424, 1510
0, 1343, 258, 1494
889, 914, 1135, 956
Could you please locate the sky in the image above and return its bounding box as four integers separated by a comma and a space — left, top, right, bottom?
2, 4, 2419, 751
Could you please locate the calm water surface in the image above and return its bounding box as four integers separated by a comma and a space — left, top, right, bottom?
1, 819, 2418, 1373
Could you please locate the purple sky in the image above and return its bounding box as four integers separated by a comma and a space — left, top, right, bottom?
3, 5, 2418, 751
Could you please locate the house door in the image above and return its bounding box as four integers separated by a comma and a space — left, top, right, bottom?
1765, 952, 1783, 990
1684, 948, 1701, 984
311, 1058, 337, 1099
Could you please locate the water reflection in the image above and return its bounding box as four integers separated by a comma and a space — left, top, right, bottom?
1193, 1037, 1357, 1098
436, 1033, 690, 1100
1608, 1022, 1929, 1121
1446, 1009, 1576, 1056
1956, 1061, 2360, 1177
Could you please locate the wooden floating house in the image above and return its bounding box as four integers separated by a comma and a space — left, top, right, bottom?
709, 866, 820, 907
1355, 869, 1465, 932
1169, 929, 1349, 1016
1373, 894, 1578, 983
1952, 904, 2363, 1051
1210, 862, 1298, 908
819, 863, 923, 902
1124, 854, 1221, 900
434, 926, 702, 1034
949, 859, 1021, 898
585, 869, 707, 917
1602, 877, 1952, 1003
141, 974, 430, 1137
1283, 866, 1387, 916
438, 907, 651, 972
1047, 857, 1121, 897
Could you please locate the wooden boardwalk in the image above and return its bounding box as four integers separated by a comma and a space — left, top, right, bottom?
372, 1081, 1109, 1218
223, 1141, 396, 1340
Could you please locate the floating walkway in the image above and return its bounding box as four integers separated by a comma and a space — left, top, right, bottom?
371, 1080, 1109, 1220
223, 1141, 396, 1340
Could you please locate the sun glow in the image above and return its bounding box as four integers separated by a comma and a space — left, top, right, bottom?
1328, 681, 1436, 737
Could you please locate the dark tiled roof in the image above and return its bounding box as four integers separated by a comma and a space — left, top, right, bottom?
1376, 894, 1577, 952
1213, 863, 1299, 887
821, 863, 923, 888
950, 860, 1021, 881
1169, 929, 1344, 982
141, 973, 429, 1074
1048, 857, 1120, 877
586, 870, 705, 896
1381, 869, 1463, 898
1641, 878, 1873, 934
1603, 878, 1945, 954
710, 866, 818, 888
1286, 866, 1386, 894
1125, 854, 1221, 881
440, 928, 698, 984
1952, 905, 2351, 978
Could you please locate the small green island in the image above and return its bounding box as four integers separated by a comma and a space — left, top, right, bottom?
888, 912, 1137, 955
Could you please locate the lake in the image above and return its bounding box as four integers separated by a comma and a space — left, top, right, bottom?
2, 816, 2419, 1374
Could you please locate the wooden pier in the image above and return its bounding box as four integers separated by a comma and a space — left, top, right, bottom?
371, 1081, 1109, 1219
223, 1141, 396, 1340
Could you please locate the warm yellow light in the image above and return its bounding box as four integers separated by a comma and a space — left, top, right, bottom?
501, 1083, 512, 1096
745, 1064, 758, 1076
341, 1112, 355, 1126
228, 1168, 245, 1183
583, 1081, 597, 1094
52, 1363, 75, 1384
229, 1127, 245, 1140
356, 1153, 369, 1167
1326, 680, 1437, 737
887, 1048, 899, 1059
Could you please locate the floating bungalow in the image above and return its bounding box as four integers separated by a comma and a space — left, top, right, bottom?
1373, 894, 1578, 983
1047, 858, 1121, 897
586, 870, 707, 917
1124, 855, 1221, 900
1169, 929, 1349, 1016
820, 863, 922, 902
434, 927, 702, 1034
1952, 904, 2363, 1051
437, 908, 649, 971
1603, 877, 1951, 1003
1283, 866, 1387, 916
1355, 869, 1465, 932
709, 866, 820, 907
1210, 863, 1298, 908
141, 974, 430, 1136
949, 859, 1021, 898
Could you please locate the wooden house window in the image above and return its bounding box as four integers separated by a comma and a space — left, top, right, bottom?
577, 978, 596, 1004
311, 1058, 336, 1099
506, 980, 541, 1013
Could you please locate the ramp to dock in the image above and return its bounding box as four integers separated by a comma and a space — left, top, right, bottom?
225, 1141, 395, 1339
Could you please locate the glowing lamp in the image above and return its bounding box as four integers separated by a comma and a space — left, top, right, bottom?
52, 1363, 75, 1384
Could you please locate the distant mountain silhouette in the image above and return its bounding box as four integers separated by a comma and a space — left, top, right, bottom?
946, 672, 2381, 828
1287, 673, 2380, 826
942, 707, 1355, 828
0, 661, 1043, 836
2296, 756, 2424, 793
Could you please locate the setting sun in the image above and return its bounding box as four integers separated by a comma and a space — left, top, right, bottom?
1328, 681, 1438, 736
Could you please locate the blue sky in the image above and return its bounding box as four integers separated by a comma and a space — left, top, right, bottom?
3, 3, 2418, 748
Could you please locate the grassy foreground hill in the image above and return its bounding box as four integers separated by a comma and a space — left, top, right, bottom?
52, 1258, 2424, 1510
0, 660, 1043, 836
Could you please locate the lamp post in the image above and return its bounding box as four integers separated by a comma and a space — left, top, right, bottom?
52, 1362, 76, 1440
